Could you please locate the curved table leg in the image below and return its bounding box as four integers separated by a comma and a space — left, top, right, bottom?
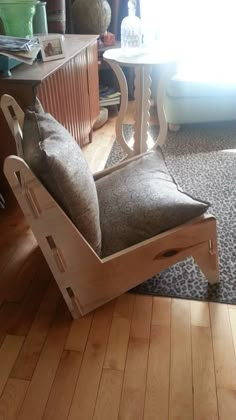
104, 59, 135, 158
151, 63, 176, 148
133, 65, 152, 154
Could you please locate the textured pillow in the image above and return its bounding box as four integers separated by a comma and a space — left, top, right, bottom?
96, 149, 209, 257
23, 110, 102, 256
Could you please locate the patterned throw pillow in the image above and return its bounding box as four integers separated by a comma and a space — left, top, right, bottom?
96, 149, 209, 257
23, 110, 102, 256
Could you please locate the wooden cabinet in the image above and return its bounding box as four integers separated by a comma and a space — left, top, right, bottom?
0, 35, 99, 192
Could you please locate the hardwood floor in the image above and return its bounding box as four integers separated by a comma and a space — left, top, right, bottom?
0, 106, 236, 419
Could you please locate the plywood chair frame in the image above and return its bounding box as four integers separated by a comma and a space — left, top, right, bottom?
1, 94, 219, 319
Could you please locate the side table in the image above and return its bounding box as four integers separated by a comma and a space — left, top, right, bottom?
103, 48, 176, 156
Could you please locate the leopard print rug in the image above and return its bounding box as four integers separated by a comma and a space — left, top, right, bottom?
106, 122, 236, 303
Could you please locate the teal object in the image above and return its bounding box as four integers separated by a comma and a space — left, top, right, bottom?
0, 1, 38, 37
0, 54, 22, 76
164, 77, 236, 125
33, 2, 48, 35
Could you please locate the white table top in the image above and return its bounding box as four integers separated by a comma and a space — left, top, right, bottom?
103, 47, 177, 66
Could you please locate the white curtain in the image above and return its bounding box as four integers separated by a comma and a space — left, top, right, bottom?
140, 0, 236, 81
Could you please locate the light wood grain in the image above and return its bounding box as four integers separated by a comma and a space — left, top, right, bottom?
217, 388, 236, 420
192, 326, 218, 420
229, 307, 236, 354
68, 301, 114, 420
191, 301, 210, 327
0, 335, 24, 396
152, 296, 171, 326
210, 303, 236, 389
7, 257, 51, 336
18, 302, 71, 420
93, 369, 123, 420
119, 291, 153, 419
144, 325, 171, 420
0, 378, 29, 420
65, 312, 93, 352
169, 299, 193, 420
42, 350, 83, 420
119, 337, 149, 420
130, 295, 152, 339
104, 316, 131, 371
11, 281, 60, 380
113, 293, 135, 319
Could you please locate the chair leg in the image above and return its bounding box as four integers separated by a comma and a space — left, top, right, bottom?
193, 240, 219, 284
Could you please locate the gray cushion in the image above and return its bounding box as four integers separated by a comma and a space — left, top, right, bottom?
23, 111, 102, 256
96, 149, 209, 257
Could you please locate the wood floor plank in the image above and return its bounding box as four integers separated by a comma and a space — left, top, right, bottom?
18, 302, 71, 420
130, 295, 152, 339
11, 281, 60, 380
144, 325, 171, 420
169, 299, 193, 420
113, 293, 135, 319
65, 312, 93, 352
152, 297, 171, 326
119, 337, 149, 420
42, 350, 83, 420
0, 332, 6, 348
68, 301, 114, 420
192, 326, 218, 420
217, 388, 236, 420
93, 369, 123, 420
191, 301, 210, 327
0, 378, 29, 420
210, 303, 236, 389
0, 232, 37, 304
0, 303, 20, 338
104, 316, 131, 371
229, 307, 236, 354
7, 253, 51, 336
0, 335, 24, 396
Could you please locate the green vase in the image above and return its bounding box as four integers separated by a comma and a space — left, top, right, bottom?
0, 1, 37, 37
33, 1, 48, 35
72, 0, 111, 35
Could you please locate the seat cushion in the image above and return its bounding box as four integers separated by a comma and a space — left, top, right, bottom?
23, 110, 102, 256
96, 150, 209, 257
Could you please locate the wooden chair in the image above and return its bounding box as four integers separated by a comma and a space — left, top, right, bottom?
1, 94, 219, 319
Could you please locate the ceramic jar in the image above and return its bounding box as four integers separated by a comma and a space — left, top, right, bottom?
72, 0, 111, 35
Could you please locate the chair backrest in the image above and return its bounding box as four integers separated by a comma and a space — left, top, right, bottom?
0, 94, 24, 158
1, 94, 102, 318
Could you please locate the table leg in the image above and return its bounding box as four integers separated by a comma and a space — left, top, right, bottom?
133, 65, 152, 154
152, 63, 176, 148
104, 59, 135, 157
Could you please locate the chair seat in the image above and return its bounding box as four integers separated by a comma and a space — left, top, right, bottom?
96, 149, 209, 257
1, 94, 219, 319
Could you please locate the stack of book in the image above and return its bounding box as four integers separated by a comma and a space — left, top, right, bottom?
0, 35, 41, 65
99, 85, 121, 107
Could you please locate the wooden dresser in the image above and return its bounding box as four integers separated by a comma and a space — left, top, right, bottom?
0, 34, 99, 192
